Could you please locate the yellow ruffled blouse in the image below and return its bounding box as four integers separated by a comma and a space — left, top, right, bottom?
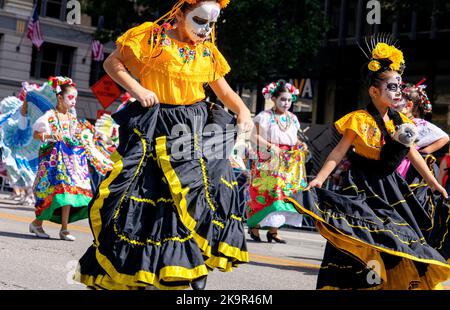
335, 110, 413, 160
116, 22, 231, 105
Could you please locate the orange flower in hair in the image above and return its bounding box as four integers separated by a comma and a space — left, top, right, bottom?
184, 0, 230, 9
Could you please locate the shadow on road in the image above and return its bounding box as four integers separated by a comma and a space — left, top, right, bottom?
248, 260, 319, 275
289, 255, 323, 262
0, 230, 56, 240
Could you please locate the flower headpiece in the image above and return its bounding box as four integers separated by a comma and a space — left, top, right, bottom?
130, 0, 230, 73
402, 78, 432, 114
262, 81, 300, 102
48, 76, 76, 94
185, 0, 230, 8
357, 33, 406, 75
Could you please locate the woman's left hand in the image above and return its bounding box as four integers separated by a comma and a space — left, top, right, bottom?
237, 110, 254, 133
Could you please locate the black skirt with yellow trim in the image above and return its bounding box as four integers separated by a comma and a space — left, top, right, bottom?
287, 158, 450, 290
75, 101, 249, 290
405, 154, 450, 262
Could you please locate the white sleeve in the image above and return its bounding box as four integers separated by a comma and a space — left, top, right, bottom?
416, 120, 449, 148
254, 111, 270, 126
292, 114, 301, 131
32, 111, 52, 134
18, 114, 29, 130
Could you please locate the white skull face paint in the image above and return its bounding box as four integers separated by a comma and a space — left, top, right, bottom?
275, 92, 293, 112
185, 2, 221, 42
62, 89, 78, 110
381, 73, 402, 107
392, 97, 408, 113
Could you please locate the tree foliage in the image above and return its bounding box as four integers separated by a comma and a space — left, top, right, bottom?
83, 0, 326, 86
218, 0, 326, 87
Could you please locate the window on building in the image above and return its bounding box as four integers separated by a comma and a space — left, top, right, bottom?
327, 1, 341, 39
89, 53, 110, 86
30, 42, 75, 79
0, 0, 5, 9
37, 0, 67, 21
345, 0, 357, 37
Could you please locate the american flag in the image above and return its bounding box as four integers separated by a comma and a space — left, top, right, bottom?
27, 5, 44, 49
91, 40, 105, 61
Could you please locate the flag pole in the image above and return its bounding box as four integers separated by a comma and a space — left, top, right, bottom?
17, 1, 38, 52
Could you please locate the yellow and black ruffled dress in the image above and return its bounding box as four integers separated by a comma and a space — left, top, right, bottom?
287, 106, 450, 290
75, 22, 249, 290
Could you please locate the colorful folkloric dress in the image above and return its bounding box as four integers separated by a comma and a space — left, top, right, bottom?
442, 155, 450, 193
287, 104, 450, 290
246, 110, 307, 229
75, 22, 249, 290
397, 118, 448, 180
0, 96, 37, 188
33, 110, 92, 223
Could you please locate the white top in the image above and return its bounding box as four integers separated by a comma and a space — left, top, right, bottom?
413, 118, 448, 148
254, 110, 300, 146
33, 110, 76, 139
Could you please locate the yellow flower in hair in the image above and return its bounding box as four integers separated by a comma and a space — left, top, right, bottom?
372, 43, 393, 60
219, 0, 230, 8
368, 60, 381, 72
389, 62, 400, 71
389, 48, 404, 71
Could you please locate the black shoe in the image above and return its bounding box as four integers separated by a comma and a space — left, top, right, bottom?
267, 232, 287, 244
191, 276, 207, 290
248, 229, 262, 242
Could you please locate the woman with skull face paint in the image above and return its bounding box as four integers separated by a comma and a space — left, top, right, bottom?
246, 80, 308, 244
75, 0, 252, 290
286, 35, 450, 289
29, 77, 92, 241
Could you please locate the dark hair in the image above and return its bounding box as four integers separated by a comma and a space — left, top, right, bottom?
56, 84, 76, 97
363, 64, 397, 89
272, 80, 290, 98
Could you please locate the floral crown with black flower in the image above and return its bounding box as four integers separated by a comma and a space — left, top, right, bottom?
357, 33, 406, 75
262, 81, 300, 102
402, 78, 432, 114
48, 76, 76, 94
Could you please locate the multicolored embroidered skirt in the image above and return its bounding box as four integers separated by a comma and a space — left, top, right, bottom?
287, 159, 450, 290
75, 101, 249, 290
34, 141, 92, 224
246, 146, 307, 228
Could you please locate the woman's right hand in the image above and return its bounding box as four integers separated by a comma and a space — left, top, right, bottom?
270, 144, 282, 157
306, 178, 323, 190
131, 86, 159, 108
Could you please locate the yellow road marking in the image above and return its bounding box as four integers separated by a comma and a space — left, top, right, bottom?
1, 210, 450, 290
250, 253, 320, 269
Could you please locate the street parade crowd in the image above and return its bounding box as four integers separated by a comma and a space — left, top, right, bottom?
1, 0, 450, 290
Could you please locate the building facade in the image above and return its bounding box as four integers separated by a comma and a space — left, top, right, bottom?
314, 0, 450, 133
0, 0, 117, 120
